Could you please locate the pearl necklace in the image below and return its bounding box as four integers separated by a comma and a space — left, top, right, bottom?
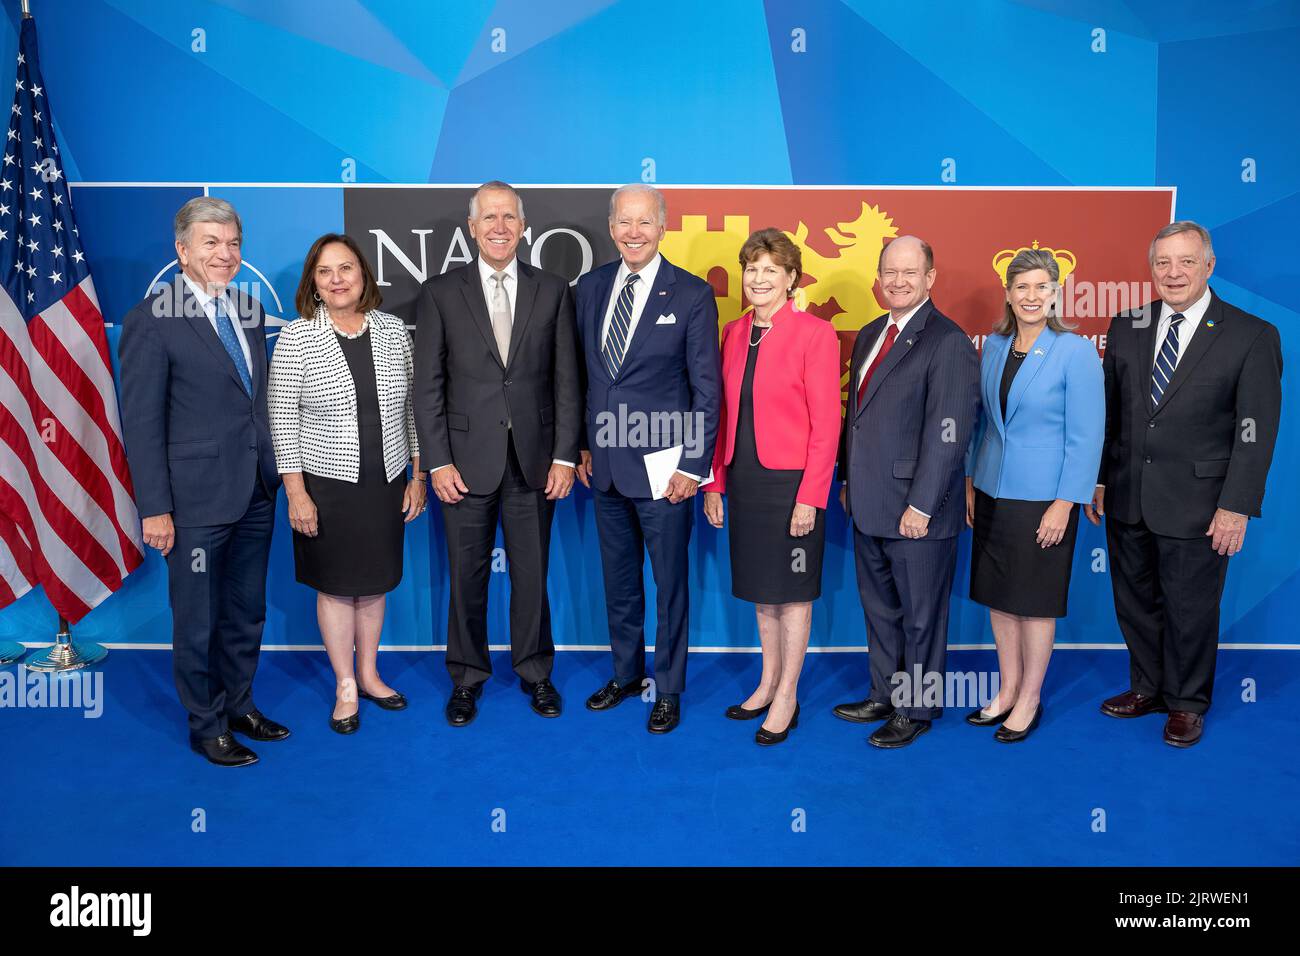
322, 306, 368, 339
750, 319, 775, 346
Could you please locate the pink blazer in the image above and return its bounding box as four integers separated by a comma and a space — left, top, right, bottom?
702, 300, 842, 508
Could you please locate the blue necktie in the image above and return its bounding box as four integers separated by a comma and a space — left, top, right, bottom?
214, 295, 253, 397
602, 273, 639, 379
1150, 312, 1184, 406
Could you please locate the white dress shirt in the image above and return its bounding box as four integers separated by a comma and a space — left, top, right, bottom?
857, 297, 931, 518
1153, 286, 1211, 372
600, 252, 662, 349
183, 273, 252, 372
433, 256, 573, 473
856, 298, 928, 392
477, 254, 518, 323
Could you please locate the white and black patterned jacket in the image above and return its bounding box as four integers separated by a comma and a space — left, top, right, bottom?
268, 308, 419, 483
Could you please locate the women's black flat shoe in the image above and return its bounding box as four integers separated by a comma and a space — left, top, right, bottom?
329, 710, 360, 735
755, 703, 799, 745
359, 688, 408, 711
965, 705, 1014, 727
993, 704, 1042, 743
725, 700, 771, 720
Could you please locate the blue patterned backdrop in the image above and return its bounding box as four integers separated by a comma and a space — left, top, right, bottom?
1, 0, 1296, 649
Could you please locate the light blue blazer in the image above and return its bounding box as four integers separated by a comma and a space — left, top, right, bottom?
967, 328, 1104, 505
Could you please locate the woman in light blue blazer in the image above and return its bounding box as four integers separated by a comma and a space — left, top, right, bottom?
963, 248, 1103, 742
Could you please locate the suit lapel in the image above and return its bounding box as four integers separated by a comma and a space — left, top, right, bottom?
1140, 300, 1163, 415
181, 284, 252, 396
1153, 293, 1224, 415
506, 260, 538, 370
860, 301, 932, 411
1004, 327, 1059, 425
985, 335, 1011, 436
460, 260, 503, 369
851, 315, 887, 421
614, 255, 676, 380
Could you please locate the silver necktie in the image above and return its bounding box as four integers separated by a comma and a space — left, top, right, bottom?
489, 270, 512, 365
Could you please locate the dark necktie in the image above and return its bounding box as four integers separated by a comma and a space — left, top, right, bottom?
857, 322, 898, 407
602, 273, 639, 378
214, 295, 252, 397
1151, 312, 1185, 406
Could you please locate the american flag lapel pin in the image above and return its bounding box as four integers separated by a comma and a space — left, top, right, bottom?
1033, 347, 1045, 355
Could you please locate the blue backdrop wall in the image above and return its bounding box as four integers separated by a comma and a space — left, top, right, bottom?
0, 0, 1296, 650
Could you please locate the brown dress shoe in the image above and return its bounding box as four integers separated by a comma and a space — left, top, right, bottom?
1164, 711, 1204, 748
1100, 690, 1169, 719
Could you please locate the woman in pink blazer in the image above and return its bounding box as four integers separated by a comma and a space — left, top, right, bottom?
703, 228, 842, 745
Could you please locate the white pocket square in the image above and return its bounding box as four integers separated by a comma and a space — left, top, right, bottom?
656, 313, 677, 325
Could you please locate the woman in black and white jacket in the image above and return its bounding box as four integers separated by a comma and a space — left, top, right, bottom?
269, 233, 425, 734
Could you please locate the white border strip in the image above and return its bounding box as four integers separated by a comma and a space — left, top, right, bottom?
17, 641, 1295, 651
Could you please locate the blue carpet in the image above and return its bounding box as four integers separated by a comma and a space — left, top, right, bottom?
1, 648, 1296, 866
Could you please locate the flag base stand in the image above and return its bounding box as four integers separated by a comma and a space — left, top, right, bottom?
0, 641, 24, 664
23, 618, 107, 672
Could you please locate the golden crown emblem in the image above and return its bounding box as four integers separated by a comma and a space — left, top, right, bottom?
991, 240, 1077, 286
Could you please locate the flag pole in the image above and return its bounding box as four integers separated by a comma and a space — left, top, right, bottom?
21, 1, 30, 18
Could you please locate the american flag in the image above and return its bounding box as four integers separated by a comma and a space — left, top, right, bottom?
0, 17, 142, 620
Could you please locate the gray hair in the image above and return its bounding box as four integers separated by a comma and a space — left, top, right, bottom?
1149, 220, 1214, 264
608, 183, 666, 226
469, 180, 525, 220
994, 247, 1075, 335
174, 196, 242, 246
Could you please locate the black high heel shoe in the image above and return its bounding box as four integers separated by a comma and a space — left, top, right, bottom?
965, 704, 1014, 727
725, 699, 771, 720
755, 702, 799, 746
993, 704, 1042, 743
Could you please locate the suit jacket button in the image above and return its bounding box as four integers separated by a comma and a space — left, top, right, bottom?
1148, 420, 1156, 428
1144, 456, 1152, 464
504, 380, 512, 387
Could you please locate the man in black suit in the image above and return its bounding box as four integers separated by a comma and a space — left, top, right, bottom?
1086, 221, 1282, 747
119, 197, 289, 767
413, 181, 582, 726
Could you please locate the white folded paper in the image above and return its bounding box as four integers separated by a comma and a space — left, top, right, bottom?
644, 445, 713, 500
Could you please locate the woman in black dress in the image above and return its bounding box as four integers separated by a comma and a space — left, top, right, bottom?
702, 229, 842, 745
269, 234, 425, 734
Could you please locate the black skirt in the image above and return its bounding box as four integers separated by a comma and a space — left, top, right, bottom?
726, 335, 825, 604
970, 489, 1079, 618
292, 329, 406, 597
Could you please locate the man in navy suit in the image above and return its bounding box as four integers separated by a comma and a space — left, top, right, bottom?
119, 197, 287, 767
834, 236, 980, 748
574, 184, 721, 733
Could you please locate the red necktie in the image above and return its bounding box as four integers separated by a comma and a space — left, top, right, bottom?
857, 322, 898, 407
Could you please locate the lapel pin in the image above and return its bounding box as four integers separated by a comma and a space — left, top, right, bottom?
1033, 348, 1045, 355
905, 338, 913, 346
1205, 319, 1215, 328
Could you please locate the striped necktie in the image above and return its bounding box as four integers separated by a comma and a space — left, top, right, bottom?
1151, 312, 1185, 406
602, 273, 639, 378
214, 295, 252, 397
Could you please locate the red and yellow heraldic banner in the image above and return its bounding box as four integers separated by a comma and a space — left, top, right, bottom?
656, 187, 1175, 389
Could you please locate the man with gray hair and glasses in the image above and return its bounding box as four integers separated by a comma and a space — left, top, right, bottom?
119, 196, 287, 767
1085, 220, 1282, 747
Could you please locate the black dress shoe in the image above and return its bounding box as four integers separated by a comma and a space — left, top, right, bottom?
755, 703, 799, 746
993, 704, 1042, 743
358, 687, 408, 711
832, 698, 895, 724
228, 709, 291, 741
965, 704, 1014, 727
868, 713, 931, 749
522, 678, 562, 718
445, 685, 482, 727
190, 732, 259, 767
648, 695, 680, 734
585, 676, 646, 711
329, 709, 360, 735
725, 699, 771, 720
